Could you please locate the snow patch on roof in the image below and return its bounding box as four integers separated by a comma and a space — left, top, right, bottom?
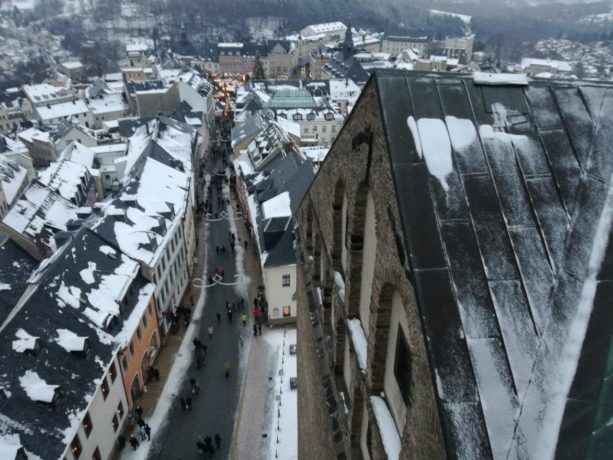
262, 191, 291, 219
55, 329, 87, 352
19, 371, 58, 403
473, 72, 529, 86
407, 116, 453, 191
79, 262, 96, 285
12, 329, 37, 353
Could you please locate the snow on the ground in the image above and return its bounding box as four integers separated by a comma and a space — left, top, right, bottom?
264, 328, 297, 460
223, 176, 250, 300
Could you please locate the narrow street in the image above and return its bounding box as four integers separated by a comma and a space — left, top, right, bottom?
146, 121, 249, 460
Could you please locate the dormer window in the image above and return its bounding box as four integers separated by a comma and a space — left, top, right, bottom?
292, 113, 303, 121
307, 113, 316, 121
324, 112, 334, 121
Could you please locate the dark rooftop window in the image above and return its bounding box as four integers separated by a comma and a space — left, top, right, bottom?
92, 447, 101, 460
112, 414, 119, 432
82, 412, 93, 438
117, 401, 124, 420
70, 434, 82, 458
307, 113, 316, 121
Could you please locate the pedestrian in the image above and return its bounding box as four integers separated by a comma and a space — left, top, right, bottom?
139, 424, 147, 442
137, 417, 146, 428
144, 424, 151, 441
216, 312, 221, 323
227, 307, 233, 323
129, 435, 139, 450
190, 378, 200, 395
253, 323, 258, 336
208, 325, 214, 340
153, 367, 160, 381
244, 239, 248, 250
180, 396, 187, 411
224, 361, 231, 379
186, 396, 193, 411
258, 323, 263, 335
135, 405, 143, 419
241, 313, 247, 327
204, 436, 214, 454
196, 439, 206, 455
214, 433, 222, 449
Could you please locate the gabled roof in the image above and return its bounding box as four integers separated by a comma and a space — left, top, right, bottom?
0, 228, 150, 459
371, 69, 613, 459
93, 121, 193, 267
247, 150, 314, 268
3, 181, 79, 251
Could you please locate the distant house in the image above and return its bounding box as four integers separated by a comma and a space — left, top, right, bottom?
234, 128, 314, 324
521, 57, 573, 76
300, 21, 347, 42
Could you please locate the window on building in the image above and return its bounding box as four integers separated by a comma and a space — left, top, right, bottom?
92, 447, 102, 460
112, 414, 119, 432
122, 355, 128, 370
101, 377, 109, 400
117, 401, 124, 419
136, 325, 142, 340
394, 326, 412, 406
129, 341, 134, 355
82, 412, 93, 437
70, 434, 82, 458
109, 362, 117, 382
282, 274, 291, 287
142, 313, 148, 327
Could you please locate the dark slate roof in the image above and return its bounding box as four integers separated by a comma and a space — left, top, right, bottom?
371, 69, 613, 459
0, 227, 147, 459
248, 151, 314, 268
323, 56, 369, 85
0, 240, 38, 324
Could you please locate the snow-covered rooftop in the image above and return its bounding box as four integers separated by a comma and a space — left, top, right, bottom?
35, 99, 89, 122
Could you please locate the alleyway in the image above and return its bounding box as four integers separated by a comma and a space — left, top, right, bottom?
148, 125, 245, 460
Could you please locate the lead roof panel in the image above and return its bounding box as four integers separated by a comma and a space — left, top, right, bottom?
373, 70, 613, 459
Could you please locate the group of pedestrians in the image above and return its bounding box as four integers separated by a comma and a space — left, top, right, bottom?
127, 406, 152, 450
196, 433, 222, 458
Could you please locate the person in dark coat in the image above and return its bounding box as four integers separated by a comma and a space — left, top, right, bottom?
129, 435, 140, 450
144, 424, 151, 441
186, 396, 193, 411
214, 433, 222, 449
180, 397, 187, 411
